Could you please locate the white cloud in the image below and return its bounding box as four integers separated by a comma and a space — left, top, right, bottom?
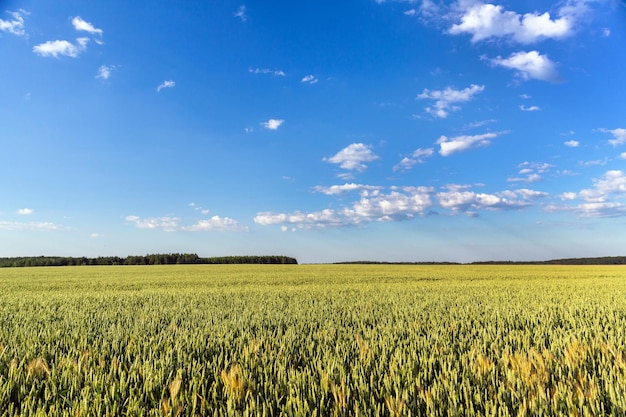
449, 2, 572, 44
564, 140, 579, 147
552, 170, 626, 217
33, 40, 86, 58
519, 105, 540, 111
620, 152, 626, 160
417, 84, 484, 118
261, 119, 284, 130
96, 65, 115, 80
0, 221, 65, 231
17, 208, 34, 215
157, 80, 176, 92
249, 67, 285, 76
313, 183, 383, 195
125, 215, 180, 232
490, 51, 559, 82
255, 182, 545, 229
599, 128, 626, 146
72, 16, 103, 35
0, 10, 27, 36
324, 143, 379, 176
182, 216, 248, 232
437, 132, 501, 156
393, 148, 434, 172
507, 161, 552, 183
436, 186, 544, 215
234, 5, 247, 22
603, 27, 610, 37
254, 209, 344, 229
126, 212, 247, 232
301, 74, 319, 84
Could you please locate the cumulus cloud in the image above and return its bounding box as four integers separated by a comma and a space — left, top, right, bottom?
313, 183, 383, 195
72, 16, 103, 35
126, 214, 247, 232
301, 74, 319, 84
249, 67, 285, 76
234, 5, 247, 22
436, 186, 546, 215
519, 105, 540, 111
255, 182, 546, 229
600, 128, 626, 146
17, 208, 34, 215
96, 65, 115, 80
261, 119, 284, 130
564, 140, 579, 147
436, 132, 501, 156
33, 40, 86, 58
324, 143, 379, 177
125, 215, 180, 232
255, 187, 435, 229
0, 10, 27, 36
393, 148, 434, 172
157, 80, 176, 92
490, 51, 559, 82
548, 170, 626, 218
182, 216, 248, 232
448, 2, 572, 44
417, 84, 484, 118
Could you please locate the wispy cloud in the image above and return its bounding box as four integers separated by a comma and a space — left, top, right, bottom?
96, 65, 115, 80
249, 67, 285, 76
234, 5, 247, 22
0, 9, 27, 36
448, 2, 572, 44
489, 51, 559, 82
519, 105, 540, 112
600, 128, 626, 146
393, 148, 434, 172
417, 84, 484, 118
72, 16, 103, 36
17, 208, 33, 215
564, 140, 579, 147
157, 80, 176, 92
301, 74, 319, 84
0, 221, 66, 231
436, 132, 503, 156
324, 143, 379, 178
261, 119, 284, 130
508, 162, 553, 183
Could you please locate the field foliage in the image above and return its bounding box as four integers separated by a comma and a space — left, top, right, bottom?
1, 265, 625, 416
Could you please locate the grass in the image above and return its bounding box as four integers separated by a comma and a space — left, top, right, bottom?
0, 264, 625, 416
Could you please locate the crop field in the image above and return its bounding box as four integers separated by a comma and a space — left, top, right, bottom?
1, 264, 626, 416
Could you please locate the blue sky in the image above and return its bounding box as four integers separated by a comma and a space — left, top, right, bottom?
1, 0, 625, 263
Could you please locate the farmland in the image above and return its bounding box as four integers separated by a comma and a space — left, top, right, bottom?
1, 265, 625, 416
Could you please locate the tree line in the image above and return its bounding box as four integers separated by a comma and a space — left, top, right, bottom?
0, 254, 298, 268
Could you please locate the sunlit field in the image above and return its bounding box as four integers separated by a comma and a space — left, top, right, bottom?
1, 265, 625, 416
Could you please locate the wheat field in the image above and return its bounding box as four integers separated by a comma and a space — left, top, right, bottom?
1, 264, 625, 416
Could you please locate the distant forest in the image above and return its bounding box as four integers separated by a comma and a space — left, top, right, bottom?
337, 256, 626, 265
0, 254, 298, 268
